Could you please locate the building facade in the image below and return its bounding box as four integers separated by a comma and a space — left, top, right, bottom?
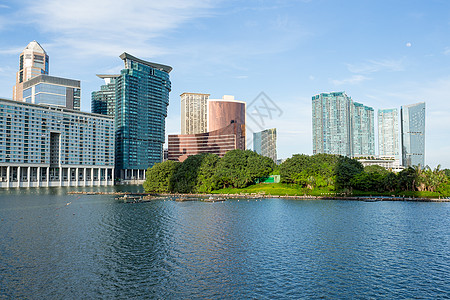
13, 41, 49, 101
23, 75, 80, 110
168, 123, 245, 162
253, 128, 277, 163
401, 102, 425, 167
312, 92, 374, 157
378, 108, 399, 157
180, 92, 209, 134
312, 92, 353, 156
91, 74, 119, 116
352, 102, 375, 156
115, 53, 172, 181
0, 98, 114, 188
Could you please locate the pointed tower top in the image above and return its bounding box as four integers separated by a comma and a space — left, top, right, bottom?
24, 40, 47, 54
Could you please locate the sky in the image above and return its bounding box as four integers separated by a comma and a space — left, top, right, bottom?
0, 0, 449, 168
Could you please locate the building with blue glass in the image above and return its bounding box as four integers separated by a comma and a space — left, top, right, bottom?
91, 74, 119, 116
23, 75, 80, 110
378, 108, 399, 157
114, 53, 172, 181
401, 102, 425, 167
352, 102, 375, 156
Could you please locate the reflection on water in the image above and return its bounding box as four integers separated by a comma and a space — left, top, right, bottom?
0, 188, 449, 298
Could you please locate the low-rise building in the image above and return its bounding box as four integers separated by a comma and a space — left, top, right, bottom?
0, 98, 114, 188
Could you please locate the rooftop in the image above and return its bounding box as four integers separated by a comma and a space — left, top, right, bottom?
119, 52, 172, 73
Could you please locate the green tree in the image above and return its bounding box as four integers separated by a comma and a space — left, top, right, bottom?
143, 160, 180, 193
335, 156, 363, 190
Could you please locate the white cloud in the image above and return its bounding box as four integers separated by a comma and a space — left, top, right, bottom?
17, 0, 218, 58
332, 75, 370, 86
443, 47, 450, 55
347, 58, 405, 74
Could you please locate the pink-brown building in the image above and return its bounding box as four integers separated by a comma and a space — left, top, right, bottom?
168, 123, 245, 162
168, 95, 246, 162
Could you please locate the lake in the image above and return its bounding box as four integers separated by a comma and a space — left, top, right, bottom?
0, 187, 449, 299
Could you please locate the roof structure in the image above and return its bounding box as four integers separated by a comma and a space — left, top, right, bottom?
119, 52, 172, 73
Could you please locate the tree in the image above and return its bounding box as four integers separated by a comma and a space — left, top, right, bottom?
143, 161, 181, 193
335, 156, 363, 190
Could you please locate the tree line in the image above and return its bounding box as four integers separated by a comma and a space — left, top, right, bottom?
144, 150, 450, 195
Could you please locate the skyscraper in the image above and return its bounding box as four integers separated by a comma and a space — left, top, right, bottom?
13, 41, 49, 101
91, 74, 119, 116
378, 108, 399, 157
401, 102, 425, 167
180, 93, 210, 134
352, 102, 375, 156
208, 95, 246, 149
168, 95, 246, 162
253, 128, 277, 163
312, 91, 374, 157
115, 53, 172, 180
312, 92, 353, 156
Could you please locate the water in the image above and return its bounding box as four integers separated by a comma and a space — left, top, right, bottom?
1, 187, 449, 299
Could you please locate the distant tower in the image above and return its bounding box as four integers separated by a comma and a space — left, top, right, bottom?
378, 108, 399, 157
401, 102, 425, 167
13, 41, 49, 101
352, 102, 375, 156
180, 93, 210, 134
92, 75, 119, 116
312, 91, 374, 157
253, 128, 277, 163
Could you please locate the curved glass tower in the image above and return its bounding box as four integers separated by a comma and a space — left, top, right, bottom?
115, 53, 172, 180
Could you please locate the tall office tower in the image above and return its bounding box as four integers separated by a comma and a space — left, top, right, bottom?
312, 92, 353, 156
91, 74, 119, 116
13, 41, 49, 101
401, 102, 425, 167
378, 108, 399, 157
208, 95, 246, 149
253, 128, 277, 163
22, 75, 81, 110
115, 53, 172, 180
180, 93, 210, 134
352, 102, 375, 156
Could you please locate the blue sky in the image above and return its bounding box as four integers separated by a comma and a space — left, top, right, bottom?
1, 0, 450, 167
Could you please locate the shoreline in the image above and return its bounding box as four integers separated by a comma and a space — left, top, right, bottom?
67, 191, 450, 202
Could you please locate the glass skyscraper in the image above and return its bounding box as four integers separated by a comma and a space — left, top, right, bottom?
378, 108, 399, 157
401, 102, 425, 167
91, 74, 119, 116
115, 53, 172, 180
312, 91, 374, 157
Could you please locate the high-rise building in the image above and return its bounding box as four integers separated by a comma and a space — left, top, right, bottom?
378, 108, 399, 157
168, 95, 246, 161
352, 102, 375, 156
401, 102, 425, 167
115, 53, 172, 180
13, 41, 49, 101
312, 91, 374, 157
22, 75, 81, 110
180, 93, 210, 134
312, 92, 353, 156
91, 74, 119, 116
253, 128, 277, 163
0, 98, 114, 188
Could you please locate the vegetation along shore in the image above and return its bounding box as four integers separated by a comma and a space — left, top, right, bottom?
143, 150, 450, 199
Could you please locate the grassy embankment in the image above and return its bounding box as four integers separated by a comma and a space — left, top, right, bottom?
212, 183, 448, 198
